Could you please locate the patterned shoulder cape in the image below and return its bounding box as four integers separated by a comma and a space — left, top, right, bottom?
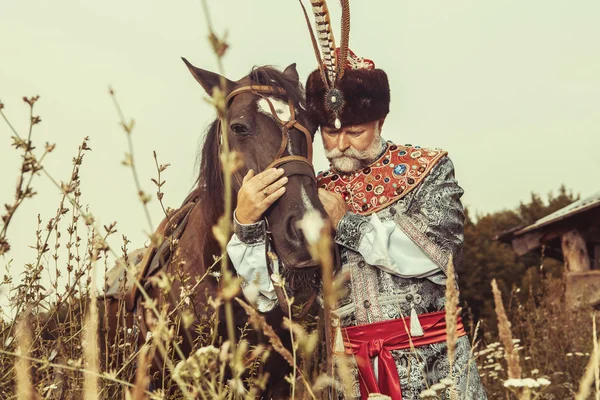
317, 142, 447, 215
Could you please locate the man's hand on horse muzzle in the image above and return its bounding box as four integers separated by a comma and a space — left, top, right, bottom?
235, 168, 288, 224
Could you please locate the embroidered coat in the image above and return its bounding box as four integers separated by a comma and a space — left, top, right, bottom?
227, 141, 487, 399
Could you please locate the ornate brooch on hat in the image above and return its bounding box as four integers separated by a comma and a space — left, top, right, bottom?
299, 0, 388, 129
299, 0, 352, 129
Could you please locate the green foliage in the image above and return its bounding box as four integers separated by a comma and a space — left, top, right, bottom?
459, 185, 579, 328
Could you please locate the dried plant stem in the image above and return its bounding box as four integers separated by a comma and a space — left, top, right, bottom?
1, 349, 155, 394
445, 256, 459, 388
491, 279, 522, 379
15, 317, 36, 400
83, 261, 99, 399
199, 0, 239, 388
575, 315, 600, 400
109, 89, 154, 233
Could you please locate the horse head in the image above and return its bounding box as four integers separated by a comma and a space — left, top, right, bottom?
183, 58, 328, 271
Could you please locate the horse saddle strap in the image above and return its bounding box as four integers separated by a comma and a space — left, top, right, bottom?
125, 200, 197, 312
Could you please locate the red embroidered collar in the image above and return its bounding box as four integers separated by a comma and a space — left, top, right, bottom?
317, 143, 447, 215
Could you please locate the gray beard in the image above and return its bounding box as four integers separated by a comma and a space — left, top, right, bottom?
326, 135, 385, 173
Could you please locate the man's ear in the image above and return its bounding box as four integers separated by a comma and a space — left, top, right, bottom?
182, 57, 234, 96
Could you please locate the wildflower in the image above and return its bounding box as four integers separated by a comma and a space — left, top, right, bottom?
440, 378, 454, 386
419, 388, 437, 398
503, 378, 541, 389
271, 273, 282, 285
297, 209, 325, 246
536, 377, 551, 386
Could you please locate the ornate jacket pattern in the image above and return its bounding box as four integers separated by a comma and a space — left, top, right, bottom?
330, 155, 487, 399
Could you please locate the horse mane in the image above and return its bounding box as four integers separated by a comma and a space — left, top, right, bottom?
195, 66, 306, 231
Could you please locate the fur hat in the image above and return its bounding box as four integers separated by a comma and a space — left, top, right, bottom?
300, 1, 390, 128
306, 51, 390, 128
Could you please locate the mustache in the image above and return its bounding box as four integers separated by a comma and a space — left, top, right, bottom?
325, 146, 372, 160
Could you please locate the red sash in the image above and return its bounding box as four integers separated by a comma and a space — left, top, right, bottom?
342, 311, 466, 400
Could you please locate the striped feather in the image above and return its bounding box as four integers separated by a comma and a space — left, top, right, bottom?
310, 0, 337, 84
337, 0, 350, 81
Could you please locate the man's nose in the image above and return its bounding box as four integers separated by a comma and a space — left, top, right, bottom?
337, 133, 350, 152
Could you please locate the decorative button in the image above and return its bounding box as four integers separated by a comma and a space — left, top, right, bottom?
389, 208, 397, 216
390, 145, 398, 151
399, 150, 407, 156
363, 167, 371, 175
363, 300, 371, 309
331, 174, 339, 181
393, 164, 407, 176
362, 204, 369, 212
383, 158, 390, 165
406, 294, 414, 302
384, 177, 390, 183
366, 184, 373, 191
407, 178, 415, 185
358, 261, 365, 268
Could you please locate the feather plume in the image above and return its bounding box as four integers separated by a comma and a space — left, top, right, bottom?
310, 0, 337, 85
337, 0, 350, 81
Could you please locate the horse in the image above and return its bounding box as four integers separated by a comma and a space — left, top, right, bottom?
95, 59, 330, 398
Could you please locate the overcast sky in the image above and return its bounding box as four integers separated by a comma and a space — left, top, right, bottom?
1, 1, 598, 302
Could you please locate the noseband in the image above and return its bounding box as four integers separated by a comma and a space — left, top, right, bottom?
225, 85, 316, 182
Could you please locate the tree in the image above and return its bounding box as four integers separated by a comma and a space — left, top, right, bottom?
458, 185, 579, 329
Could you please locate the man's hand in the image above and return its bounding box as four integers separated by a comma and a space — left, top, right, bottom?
235, 168, 288, 224
318, 188, 347, 229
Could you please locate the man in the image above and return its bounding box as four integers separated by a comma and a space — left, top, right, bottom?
226, 47, 487, 400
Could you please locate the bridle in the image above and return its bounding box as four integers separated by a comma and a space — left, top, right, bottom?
226, 84, 320, 318
225, 84, 316, 178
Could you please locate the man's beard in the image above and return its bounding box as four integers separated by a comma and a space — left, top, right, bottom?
325, 131, 383, 173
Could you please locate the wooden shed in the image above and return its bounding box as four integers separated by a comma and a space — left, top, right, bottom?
496, 191, 600, 308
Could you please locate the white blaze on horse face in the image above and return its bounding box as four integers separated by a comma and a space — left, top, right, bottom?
301, 186, 314, 212
257, 97, 296, 154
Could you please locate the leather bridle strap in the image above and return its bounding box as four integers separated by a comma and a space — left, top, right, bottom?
225, 85, 314, 165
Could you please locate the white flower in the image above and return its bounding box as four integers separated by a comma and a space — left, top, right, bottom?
504, 378, 540, 389
270, 273, 282, 284
440, 378, 454, 386
297, 209, 325, 246
530, 369, 539, 375
210, 271, 221, 279
536, 378, 551, 386
419, 388, 437, 398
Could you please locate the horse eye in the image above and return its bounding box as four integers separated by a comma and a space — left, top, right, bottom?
231, 123, 249, 135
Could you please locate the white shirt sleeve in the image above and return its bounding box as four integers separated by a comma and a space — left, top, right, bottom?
226, 233, 278, 301
356, 212, 441, 278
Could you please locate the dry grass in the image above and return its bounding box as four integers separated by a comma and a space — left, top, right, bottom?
1, 4, 599, 400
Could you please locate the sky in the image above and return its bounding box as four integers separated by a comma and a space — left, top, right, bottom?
1, 0, 598, 304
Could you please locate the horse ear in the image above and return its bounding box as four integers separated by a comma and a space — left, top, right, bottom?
283, 63, 299, 82
182, 57, 234, 96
